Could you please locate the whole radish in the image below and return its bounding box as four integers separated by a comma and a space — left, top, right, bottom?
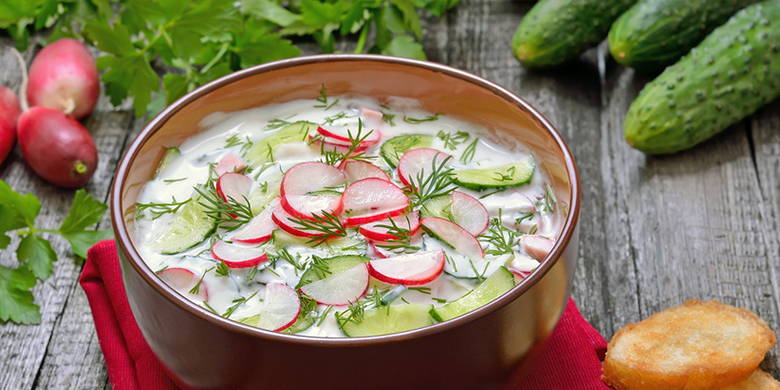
0, 86, 21, 164
26, 38, 99, 119
17, 107, 97, 188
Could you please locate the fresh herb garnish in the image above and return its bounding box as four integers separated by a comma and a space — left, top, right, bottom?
373, 216, 420, 253
436, 130, 470, 151
287, 212, 348, 246
163, 178, 187, 184
382, 112, 396, 126
189, 266, 215, 295
493, 165, 517, 182
225, 134, 244, 148
515, 212, 534, 226
317, 119, 376, 166
265, 115, 296, 130
299, 255, 333, 287
246, 265, 259, 281
479, 190, 503, 199
222, 291, 258, 319
539, 184, 557, 213
215, 260, 231, 277
480, 210, 520, 256
314, 84, 339, 110
403, 113, 441, 124
322, 112, 349, 125
460, 138, 479, 164
408, 287, 431, 294
468, 259, 489, 282
432, 297, 448, 304
317, 306, 334, 327
194, 168, 254, 229
203, 301, 219, 314
136, 197, 191, 220
405, 155, 457, 207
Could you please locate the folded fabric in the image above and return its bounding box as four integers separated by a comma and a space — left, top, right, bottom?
80, 240, 609, 390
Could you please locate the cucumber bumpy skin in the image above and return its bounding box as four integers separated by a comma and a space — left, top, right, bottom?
624, 0, 780, 154
609, 0, 761, 70
512, 0, 637, 68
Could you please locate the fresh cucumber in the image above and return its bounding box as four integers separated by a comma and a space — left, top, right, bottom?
430, 267, 515, 322
380, 134, 432, 168
245, 121, 314, 167
153, 197, 215, 255
609, 0, 760, 70
443, 252, 506, 280
452, 160, 534, 191
624, 0, 780, 154
298, 255, 369, 287
154, 146, 180, 177
272, 229, 367, 254
419, 195, 453, 220
283, 309, 316, 334
512, 0, 637, 68
340, 304, 434, 337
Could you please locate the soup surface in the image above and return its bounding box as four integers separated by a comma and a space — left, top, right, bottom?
134, 90, 562, 337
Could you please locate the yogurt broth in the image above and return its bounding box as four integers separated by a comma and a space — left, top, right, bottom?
134, 89, 562, 337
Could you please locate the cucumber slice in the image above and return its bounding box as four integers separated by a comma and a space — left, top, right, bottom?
154, 146, 180, 177
380, 134, 433, 168
153, 197, 216, 255
247, 174, 281, 215
419, 195, 453, 220
282, 313, 315, 334
340, 304, 434, 337
245, 122, 315, 167
272, 229, 308, 247
271, 229, 367, 254
453, 160, 535, 191
298, 255, 369, 286
430, 267, 515, 322
443, 253, 507, 280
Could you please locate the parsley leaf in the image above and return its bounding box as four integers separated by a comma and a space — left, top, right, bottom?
16, 234, 57, 280
0, 266, 40, 324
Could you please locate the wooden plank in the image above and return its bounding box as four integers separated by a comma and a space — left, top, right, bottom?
0, 40, 133, 389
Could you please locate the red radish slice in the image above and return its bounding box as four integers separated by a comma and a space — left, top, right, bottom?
299, 263, 369, 305
258, 283, 300, 332
421, 217, 484, 258
158, 268, 208, 301
216, 153, 246, 175
280, 193, 343, 220
368, 242, 390, 259
342, 178, 409, 226
360, 107, 383, 127
339, 160, 390, 183
508, 254, 540, 279
317, 125, 381, 144
232, 200, 277, 244
308, 134, 374, 153
281, 161, 346, 196
0, 86, 20, 164
216, 172, 253, 203
369, 250, 445, 286
451, 191, 490, 236
211, 240, 268, 269
521, 235, 554, 261
272, 205, 319, 237
359, 212, 420, 241
397, 148, 451, 187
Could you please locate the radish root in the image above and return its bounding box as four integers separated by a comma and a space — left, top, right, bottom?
10, 47, 29, 112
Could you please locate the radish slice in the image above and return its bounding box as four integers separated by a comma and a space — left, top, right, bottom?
508, 254, 540, 279
359, 212, 420, 241
299, 263, 369, 305
369, 250, 445, 286
521, 235, 554, 261
342, 178, 409, 226
339, 160, 390, 183
158, 268, 208, 301
368, 242, 390, 258
421, 217, 484, 258
397, 148, 452, 187
211, 240, 268, 268
309, 135, 374, 153
231, 199, 277, 244
280, 192, 343, 220
216, 172, 253, 203
317, 125, 381, 144
271, 205, 322, 238
280, 162, 346, 218
258, 283, 300, 332
368, 231, 424, 258
451, 191, 490, 236
360, 107, 384, 128
216, 153, 246, 175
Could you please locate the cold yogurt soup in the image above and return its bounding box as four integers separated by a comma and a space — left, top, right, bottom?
134, 87, 562, 337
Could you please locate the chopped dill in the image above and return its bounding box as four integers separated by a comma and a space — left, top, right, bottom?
479, 189, 503, 199
189, 266, 215, 294
154, 265, 169, 274
163, 177, 187, 184
317, 305, 334, 327
224, 134, 243, 148
215, 260, 231, 277
432, 297, 448, 304
202, 301, 218, 314
246, 265, 259, 281
194, 167, 254, 229
382, 112, 396, 126
314, 84, 339, 110
404, 155, 457, 207
136, 197, 190, 220
321, 112, 348, 125
287, 212, 347, 246
479, 209, 520, 256
445, 253, 457, 272
408, 287, 431, 295
318, 119, 376, 166
436, 130, 470, 151
222, 291, 258, 319
403, 113, 441, 124
460, 138, 479, 164
539, 184, 557, 213
515, 212, 534, 226
493, 165, 516, 182
265, 115, 296, 130
468, 259, 489, 282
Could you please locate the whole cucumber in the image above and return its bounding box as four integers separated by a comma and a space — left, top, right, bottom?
609, 0, 761, 70
512, 0, 637, 68
624, 0, 780, 154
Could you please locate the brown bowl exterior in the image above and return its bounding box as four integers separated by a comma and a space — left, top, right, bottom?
112, 55, 580, 390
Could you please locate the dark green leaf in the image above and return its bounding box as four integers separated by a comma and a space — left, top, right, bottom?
0, 205, 26, 249
58, 189, 107, 233
0, 265, 40, 324
390, 0, 421, 39
299, 0, 344, 29
0, 180, 41, 228
163, 74, 188, 105
61, 229, 114, 259
83, 20, 134, 56
234, 34, 301, 68
16, 234, 57, 280
382, 35, 426, 60
100, 53, 160, 117
241, 0, 300, 27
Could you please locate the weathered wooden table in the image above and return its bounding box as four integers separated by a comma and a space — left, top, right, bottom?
2, 1, 780, 388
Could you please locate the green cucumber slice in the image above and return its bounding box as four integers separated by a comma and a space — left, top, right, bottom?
452, 159, 535, 191
271, 229, 367, 254
155, 147, 181, 177
298, 255, 369, 287
419, 195, 453, 220
245, 122, 315, 167
430, 267, 515, 322
380, 134, 433, 168
153, 197, 216, 255
340, 304, 434, 337
247, 174, 281, 215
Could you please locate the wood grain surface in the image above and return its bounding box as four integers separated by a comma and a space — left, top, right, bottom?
2, 0, 779, 388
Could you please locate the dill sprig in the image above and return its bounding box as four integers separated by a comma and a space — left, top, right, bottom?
193, 168, 254, 229
215, 260, 231, 277
479, 210, 520, 256
224, 134, 243, 148
297, 255, 333, 288
436, 130, 470, 151
189, 266, 215, 295
222, 291, 258, 319
468, 259, 489, 282
265, 114, 296, 130
321, 112, 349, 125
460, 138, 479, 164
136, 197, 191, 220
314, 84, 339, 110
373, 216, 420, 253
405, 155, 457, 207
286, 212, 347, 246
334, 288, 386, 327
163, 177, 187, 184
538, 184, 557, 213
381, 112, 396, 126
403, 113, 441, 124
317, 119, 376, 166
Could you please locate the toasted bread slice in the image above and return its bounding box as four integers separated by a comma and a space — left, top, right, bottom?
603, 300, 776, 390
723, 369, 780, 390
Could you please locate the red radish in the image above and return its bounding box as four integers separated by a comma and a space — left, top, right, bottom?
280, 192, 343, 220
339, 160, 390, 183
368, 250, 445, 286
508, 254, 540, 279
342, 178, 408, 226
316, 125, 381, 144
211, 240, 268, 269
397, 148, 451, 187
368, 241, 390, 259
450, 191, 490, 236
360, 107, 384, 128
216, 172, 253, 203
26, 38, 99, 119
0, 86, 20, 164
272, 205, 323, 238
216, 152, 246, 175
308, 134, 372, 153
521, 235, 554, 261
257, 283, 300, 332
157, 267, 209, 301
421, 217, 484, 258
367, 231, 424, 258
17, 107, 97, 188
299, 263, 369, 305
280, 162, 346, 218
359, 212, 420, 241
231, 200, 277, 244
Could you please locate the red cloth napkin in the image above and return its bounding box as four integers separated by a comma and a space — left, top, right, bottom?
80, 240, 609, 390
